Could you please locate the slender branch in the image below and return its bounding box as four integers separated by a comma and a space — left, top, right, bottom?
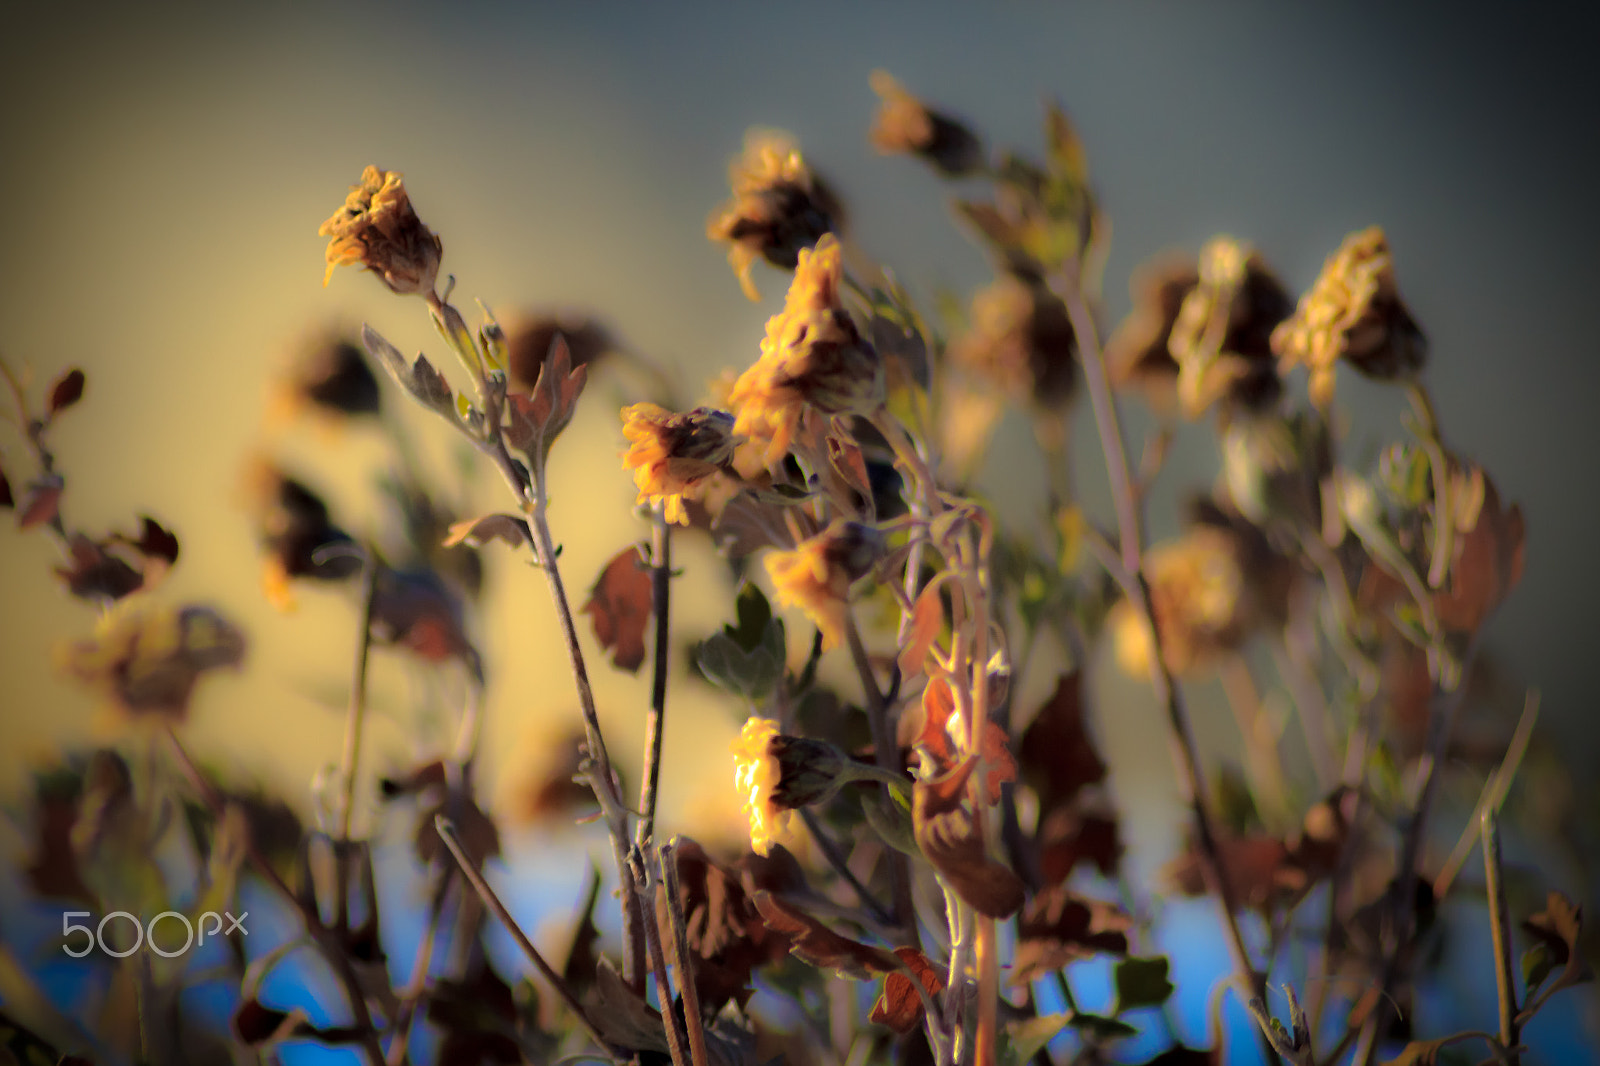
799, 807, 894, 925
1482, 811, 1521, 1063
165, 728, 386, 1066
385, 868, 455, 1065
1433, 689, 1539, 900
637, 507, 672, 851
434, 815, 618, 1059
658, 844, 712, 1066
1051, 270, 1280, 1066
1219, 655, 1293, 828
844, 613, 920, 952
633, 855, 692, 1066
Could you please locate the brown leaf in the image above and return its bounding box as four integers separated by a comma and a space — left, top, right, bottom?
415, 791, 500, 869
903, 676, 1015, 804
676, 839, 783, 1013
871, 947, 945, 1034
54, 533, 146, 601
0, 463, 13, 509
1011, 884, 1131, 985
426, 965, 522, 1066
369, 568, 480, 677
582, 544, 654, 673
1018, 672, 1106, 816
752, 889, 898, 979
827, 430, 873, 500
1518, 891, 1592, 1016
17, 475, 63, 529
47, 367, 86, 415
509, 729, 598, 827
117, 515, 181, 565
1036, 806, 1122, 884
912, 756, 1025, 918
25, 790, 93, 903
1434, 466, 1525, 634
896, 585, 943, 680
1164, 835, 1292, 911
588, 956, 670, 1055
442, 513, 531, 551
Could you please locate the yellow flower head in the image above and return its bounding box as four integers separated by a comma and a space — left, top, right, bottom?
1271, 226, 1427, 410
1109, 526, 1249, 679
732, 717, 788, 856
728, 236, 883, 468
707, 130, 844, 301
58, 597, 246, 725
620, 402, 738, 525
764, 520, 883, 650
319, 165, 443, 297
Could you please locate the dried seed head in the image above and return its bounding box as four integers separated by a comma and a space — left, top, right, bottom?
869, 71, 984, 178
1272, 225, 1428, 409
953, 275, 1077, 410
708, 130, 845, 300
319, 166, 442, 297
1166, 236, 1293, 419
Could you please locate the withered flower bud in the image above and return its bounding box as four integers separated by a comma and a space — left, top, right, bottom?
319, 165, 443, 297
764, 520, 886, 650
1104, 253, 1199, 407
58, 597, 246, 725
1167, 236, 1293, 418
621, 403, 738, 525
732, 717, 853, 856
708, 130, 845, 301
241, 459, 359, 611
272, 333, 381, 423
869, 71, 984, 178
953, 275, 1077, 410
1271, 225, 1427, 409
504, 313, 616, 394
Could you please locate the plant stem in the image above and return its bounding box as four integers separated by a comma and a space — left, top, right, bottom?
1482, 811, 1521, 1063
164, 728, 387, 1066
658, 844, 712, 1066
434, 815, 618, 1059
844, 614, 921, 952
799, 808, 894, 924
1052, 271, 1280, 1066
1219, 655, 1293, 828
637, 507, 672, 851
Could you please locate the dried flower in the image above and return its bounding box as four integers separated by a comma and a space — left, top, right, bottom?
952, 275, 1076, 410
241, 459, 360, 611
319, 165, 442, 297
764, 520, 884, 650
269, 333, 381, 425
58, 597, 246, 725
1272, 226, 1427, 409
1104, 253, 1199, 406
868, 71, 983, 178
729, 235, 883, 466
1110, 525, 1255, 678
1166, 237, 1293, 418
708, 130, 844, 301
505, 313, 615, 394
621, 403, 738, 525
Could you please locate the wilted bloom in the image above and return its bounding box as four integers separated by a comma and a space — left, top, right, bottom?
505, 313, 615, 394
1166, 237, 1292, 418
58, 597, 246, 725
319, 165, 442, 297
952, 275, 1076, 410
764, 520, 884, 650
1272, 226, 1427, 409
620, 403, 738, 524
269, 332, 381, 426
1110, 526, 1254, 679
729, 235, 883, 466
731, 717, 850, 855
869, 71, 984, 178
241, 458, 360, 611
1104, 253, 1199, 406
708, 129, 844, 301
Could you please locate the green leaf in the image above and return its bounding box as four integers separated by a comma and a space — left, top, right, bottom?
1003, 1014, 1071, 1064
1522, 939, 1556, 995
728, 582, 775, 652
1113, 956, 1174, 1013
695, 631, 781, 704
1070, 1012, 1138, 1040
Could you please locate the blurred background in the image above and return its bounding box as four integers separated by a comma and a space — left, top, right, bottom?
1, 1, 1596, 1060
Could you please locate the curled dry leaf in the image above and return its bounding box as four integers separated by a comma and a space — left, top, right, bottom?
582, 544, 654, 673
1518, 891, 1592, 1014
1036, 806, 1122, 884
674, 839, 786, 1013
361, 325, 454, 417
1165, 787, 1354, 911
751, 889, 898, 979
504, 335, 589, 466
588, 956, 670, 1056
870, 947, 945, 1034
903, 676, 1015, 804
912, 755, 1025, 918
1010, 883, 1131, 985
896, 584, 943, 680
442, 513, 532, 551
47, 367, 86, 416
17, 475, 63, 530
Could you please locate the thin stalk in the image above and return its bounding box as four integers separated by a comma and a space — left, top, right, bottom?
799, 808, 894, 925
659, 845, 712, 1066
335, 551, 378, 931
637, 507, 672, 851
1052, 271, 1280, 1066
1433, 689, 1539, 900
165, 728, 386, 1066
1482, 812, 1520, 1063
635, 860, 692, 1066
1219, 655, 1293, 828
844, 613, 921, 952
434, 815, 618, 1059
1273, 606, 1337, 791
385, 869, 455, 1066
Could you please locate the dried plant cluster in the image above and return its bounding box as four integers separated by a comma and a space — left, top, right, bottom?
0, 76, 1590, 1066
